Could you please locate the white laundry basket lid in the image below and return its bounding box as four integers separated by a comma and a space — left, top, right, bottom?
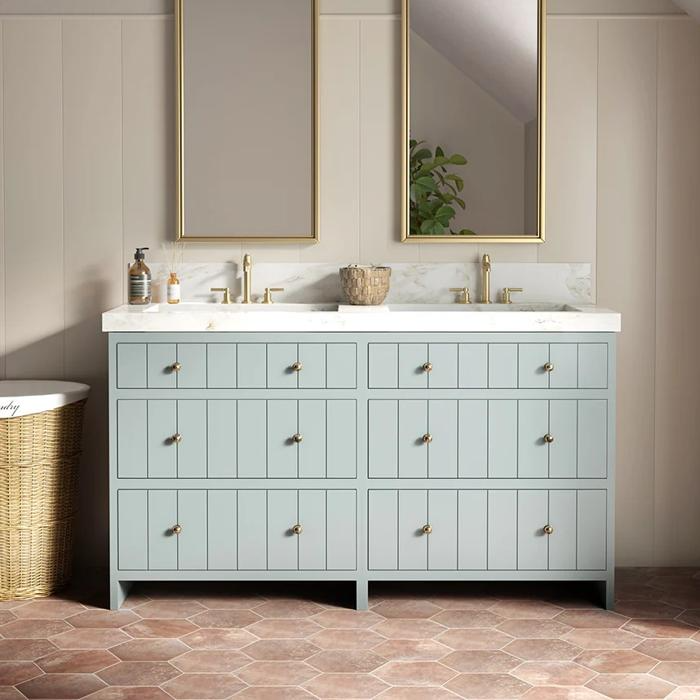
0, 380, 90, 419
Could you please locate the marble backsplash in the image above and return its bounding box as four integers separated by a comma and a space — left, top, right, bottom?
147, 262, 593, 305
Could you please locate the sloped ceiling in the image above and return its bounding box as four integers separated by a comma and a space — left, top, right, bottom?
411, 0, 538, 124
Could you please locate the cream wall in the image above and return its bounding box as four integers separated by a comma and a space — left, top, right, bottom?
0, 0, 698, 567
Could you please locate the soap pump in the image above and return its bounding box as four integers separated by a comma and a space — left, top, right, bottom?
128, 247, 152, 305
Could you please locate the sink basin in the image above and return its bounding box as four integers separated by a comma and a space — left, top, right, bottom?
380, 303, 575, 312
142, 302, 339, 313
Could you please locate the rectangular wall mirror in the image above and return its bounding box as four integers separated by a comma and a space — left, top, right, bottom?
402, 0, 546, 243
176, 0, 318, 242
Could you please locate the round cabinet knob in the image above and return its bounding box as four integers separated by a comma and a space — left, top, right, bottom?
292, 433, 304, 444
291, 361, 303, 372
172, 524, 182, 535
422, 362, 433, 373
292, 524, 303, 535
544, 362, 554, 373
422, 433, 433, 444
543, 525, 554, 535
171, 361, 182, 373
543, 433, 555, 444
422, 524, 433, 535
171, 433, 183, 444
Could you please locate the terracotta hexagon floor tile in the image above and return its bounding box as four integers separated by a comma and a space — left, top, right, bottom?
246, 619, 323, 639
431, 610, 504, 628
254, 600, 325, 619
305, 672, 389, 698
110, 637, 189, 661
662, 592, 700, 610
638, 639, 700, 661
522, 687, 608, 699
244, 639, 320, 661
0, 610, 16, 626
17, 672, 106, 699
373, 660, 457, 686
237, 660, 319, 686
236, 687, 316, 699
615, 600, 684, 619
307, 649, 385, 673
85, 688, 172, 700
490, 600, 563, 620
194, 594, 267, 610
563, 628, 643, 649
679, 610, 700, 628
616, 583, 665, 601
378, 688, 460, 699
12, 600, 85, 620
171, 649, 251, 672
311, 628, 384, 650
668, 689, 700, 699
161, 673, 246, 700
425, 594, 498, 611
555, 609, 628, 628
0, 619, 71, 639
587, 673, 676, 699
512, 661, 596, 686
441, 649, 521, 672
122, 618, 198, 638
373, 638, 450, 661
625, 618, 698, 638
575, 649, 658, 673
180, 627, 257, 649
498, 618, 573, 638
35, 649, 118, 673
437, 628, 513, 650
504, 638, 582, 661
96, 660, 181, 686
0, 660, 41, 685
371, 600, 442, 619
67, 610, 139, 629
0, 639, 57, 661
130, 600, 205, 619
0, 688, 23, 700
191, 609, 261, 629
445, 672, 532, 698
653, 662, 700, 685
372, 618, 446, 639
51, 628, 130, 650
311, 609, 383, 629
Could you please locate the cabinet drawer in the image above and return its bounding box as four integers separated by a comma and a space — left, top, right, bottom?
117, 399, 357, 479
367, 342, 608, 389
117, 343, 207, 389
117, 489, 357, 572
367, 489, 607, 572
368, 399, 607, 479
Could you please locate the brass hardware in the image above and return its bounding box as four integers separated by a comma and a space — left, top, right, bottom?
502, 287, 524, 304
544, 362, 554, 373
291, 361, 303, 372
543, 525, 554, 535
172, 524, 182, 535
211, 287, 233, 304
422, 524, 433, 535
422, 433, 433, 444
422, 362, 433, 373
170, 361, 182, 373
242, 254, 252, 304
292, 524, 303, 535
262, 287, 285, 304
481, 254, 492, 304
292, 433, 304, 444
171, 433, 183, 444
449, 287, 471, 304
544, 433, 555, 444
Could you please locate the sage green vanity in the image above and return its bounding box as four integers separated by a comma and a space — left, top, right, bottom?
107, 319, 616, 610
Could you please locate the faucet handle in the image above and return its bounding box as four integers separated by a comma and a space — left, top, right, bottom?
502, 287, 524, 304
262, 287, 285, 304
211, 287, 233, 304
449, 287, 471, 304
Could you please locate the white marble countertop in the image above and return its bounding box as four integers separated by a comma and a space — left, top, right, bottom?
102, 303, 621, 333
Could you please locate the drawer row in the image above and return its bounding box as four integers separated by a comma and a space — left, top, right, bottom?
116, 341, 608, 391
116, 488, 607, 573
116, 399, 608, 480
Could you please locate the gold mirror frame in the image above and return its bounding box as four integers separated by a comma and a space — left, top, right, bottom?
175, 0, 320, 243
401, 0, 546, 243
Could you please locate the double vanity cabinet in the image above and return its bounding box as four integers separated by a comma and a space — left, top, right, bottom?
105, 306, 618, 610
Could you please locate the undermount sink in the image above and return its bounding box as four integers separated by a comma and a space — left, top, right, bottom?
379, 303, 575, 312
142, 302, 339, 313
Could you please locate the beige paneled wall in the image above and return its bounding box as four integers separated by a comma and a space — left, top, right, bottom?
0, 3, 698, 566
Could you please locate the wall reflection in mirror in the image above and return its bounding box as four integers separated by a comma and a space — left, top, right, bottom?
403, 0, 545, 242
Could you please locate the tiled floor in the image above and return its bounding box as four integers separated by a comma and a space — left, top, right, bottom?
1, 570, 699, 699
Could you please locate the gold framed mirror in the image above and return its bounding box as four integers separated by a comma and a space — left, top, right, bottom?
176, 0, 319, 243
401, 0, 546, 243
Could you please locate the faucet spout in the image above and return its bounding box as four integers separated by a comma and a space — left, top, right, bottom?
481, 254, 492, 304
242, 254, 252, 304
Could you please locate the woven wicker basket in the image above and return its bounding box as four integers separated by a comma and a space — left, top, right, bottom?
339, 266, 392, 305
0, 399, 85, 600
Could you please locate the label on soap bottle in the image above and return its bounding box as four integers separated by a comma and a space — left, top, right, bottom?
167, 282, 181, 304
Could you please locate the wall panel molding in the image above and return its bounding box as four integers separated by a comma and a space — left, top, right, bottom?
0, 0, 171, 14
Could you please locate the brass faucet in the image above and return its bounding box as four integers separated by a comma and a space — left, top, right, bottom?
480, 254, 492, 304
449, 287, 471, 304
242, 254, 252, 304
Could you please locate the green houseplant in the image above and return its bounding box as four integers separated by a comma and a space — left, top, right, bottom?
409, 139, 475, 236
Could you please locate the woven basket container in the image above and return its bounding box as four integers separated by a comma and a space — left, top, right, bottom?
0, 399, 85, 600
339, 266, 392, 305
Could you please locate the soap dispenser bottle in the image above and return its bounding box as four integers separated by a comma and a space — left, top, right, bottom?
128, 247, 152, 305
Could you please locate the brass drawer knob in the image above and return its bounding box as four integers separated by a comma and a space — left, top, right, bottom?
422, 362, 433, 373
543, 525, 554, 535
544, 362, 554, 373
171, 433, 183, 444
422, 524, 433, 535
292, 433, 304, 444
292, 524, 303, 535
171, 361, 182, 373
543, 433, 555, 444
422, 433, 433, 444
291, 361, 303, 372
172, 524, 182, 535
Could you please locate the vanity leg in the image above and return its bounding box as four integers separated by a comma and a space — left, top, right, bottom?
596, 580, 614, 611
356, 580, 369, 611
110, 580, 132, 610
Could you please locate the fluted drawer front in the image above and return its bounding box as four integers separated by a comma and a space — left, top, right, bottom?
118, 489, 357, 572
368, 489, 607, 572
